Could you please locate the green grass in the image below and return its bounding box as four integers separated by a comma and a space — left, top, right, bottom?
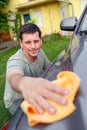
0, 36, 70, 128
0, 47, 19, 128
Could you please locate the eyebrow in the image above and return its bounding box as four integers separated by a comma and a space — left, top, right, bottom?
24, 39, 40, 43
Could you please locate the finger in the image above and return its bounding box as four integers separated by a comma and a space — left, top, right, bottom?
28, 98, 44, 114
46, 82, 69, 95
36, 95, 56, 114
42, 89, 68, 105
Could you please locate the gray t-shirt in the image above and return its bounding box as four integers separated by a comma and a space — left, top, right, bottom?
4, 48, 50, 109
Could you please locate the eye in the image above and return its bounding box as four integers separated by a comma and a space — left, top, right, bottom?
34, 40, 39, 44
25, 41, 31, 44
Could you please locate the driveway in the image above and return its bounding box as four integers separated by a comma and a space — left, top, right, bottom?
0, 40, 19, 53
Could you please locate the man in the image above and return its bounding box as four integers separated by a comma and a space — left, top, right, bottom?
4, 23, 68, 115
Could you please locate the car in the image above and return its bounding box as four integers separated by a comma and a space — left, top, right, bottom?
2, 4, 87, 130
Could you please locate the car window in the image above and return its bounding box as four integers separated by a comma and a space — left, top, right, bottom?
79, 10, 87, 31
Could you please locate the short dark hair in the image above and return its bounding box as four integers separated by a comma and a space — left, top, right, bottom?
18, 23, 41, 40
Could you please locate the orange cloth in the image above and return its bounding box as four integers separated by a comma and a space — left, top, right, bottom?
20, 71, 80, 126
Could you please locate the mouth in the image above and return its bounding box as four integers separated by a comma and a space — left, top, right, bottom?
31, 49, 39, 54
30, 49, 39, 55
32, 50, 37, 54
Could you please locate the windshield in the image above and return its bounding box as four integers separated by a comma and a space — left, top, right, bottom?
79, 10, 87, 32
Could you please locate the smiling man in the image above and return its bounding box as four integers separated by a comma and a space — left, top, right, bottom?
4, 23, 68, 115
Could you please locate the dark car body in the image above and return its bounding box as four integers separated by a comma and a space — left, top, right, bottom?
5, 4, 87, 130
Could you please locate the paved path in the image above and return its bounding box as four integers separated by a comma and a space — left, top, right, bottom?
0, 40, 19, 53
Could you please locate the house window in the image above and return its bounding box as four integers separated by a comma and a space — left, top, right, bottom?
33, 10, 43, 27
10, 14, 15, 27
23, 14, 30, 23
25, 0, 29, 2
25, 0, 32, 2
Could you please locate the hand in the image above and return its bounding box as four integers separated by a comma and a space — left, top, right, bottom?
20, 77, 69, 114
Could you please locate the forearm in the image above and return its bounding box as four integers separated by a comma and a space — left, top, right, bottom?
9, 73, 24, 92
7, 70, 26, 92
7, 71, 35, 93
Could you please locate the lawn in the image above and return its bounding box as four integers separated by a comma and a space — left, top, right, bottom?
0, 36, 70, 128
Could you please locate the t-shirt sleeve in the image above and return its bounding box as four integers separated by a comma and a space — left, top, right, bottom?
6, 59, 25, 74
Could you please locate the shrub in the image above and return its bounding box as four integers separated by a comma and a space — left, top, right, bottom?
42, 32, 61, 43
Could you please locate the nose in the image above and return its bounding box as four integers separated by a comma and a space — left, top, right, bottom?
31, 42, 35, 49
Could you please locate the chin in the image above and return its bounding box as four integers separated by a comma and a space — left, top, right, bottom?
32, 53, 38, 57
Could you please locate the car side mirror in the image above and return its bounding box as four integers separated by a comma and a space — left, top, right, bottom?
60, 17, 78, 31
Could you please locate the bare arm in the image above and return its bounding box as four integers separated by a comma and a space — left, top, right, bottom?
7, 70, 69, 114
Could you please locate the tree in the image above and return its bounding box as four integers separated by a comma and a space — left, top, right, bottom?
28, 9, 37, 24
0, 0, 9, 7
0, 0, 11, 32
12, 12, 22, 40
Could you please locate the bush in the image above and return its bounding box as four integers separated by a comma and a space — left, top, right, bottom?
42, 32, 61, 43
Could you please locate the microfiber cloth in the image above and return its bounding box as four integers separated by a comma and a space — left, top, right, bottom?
20, 71, 80, 126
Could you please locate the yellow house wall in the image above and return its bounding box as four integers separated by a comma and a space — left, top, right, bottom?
40, 3, 60, 36
6, 0, 29, 12
10, 2, 61, 36
57, 2, 73, 36
6, 0, 27, 39
70, 0, 81, 19
6, 0, 82, 38
7, 0, 76, 16
59, 2, 71, 17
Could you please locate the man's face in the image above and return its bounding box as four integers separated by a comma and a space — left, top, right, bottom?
20, 31, 42, 62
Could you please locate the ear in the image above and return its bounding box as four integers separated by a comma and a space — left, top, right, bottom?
20, 40, 23, 49
40, 38, 42, 46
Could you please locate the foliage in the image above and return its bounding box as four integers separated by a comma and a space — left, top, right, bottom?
42, 32, 62, 44
0, 0, 11, 32
28, 9, 37, 24
0, 0, 9, 8
0, 10, 12, 32
12, 12, 22, 40
0, 47, 18, 129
